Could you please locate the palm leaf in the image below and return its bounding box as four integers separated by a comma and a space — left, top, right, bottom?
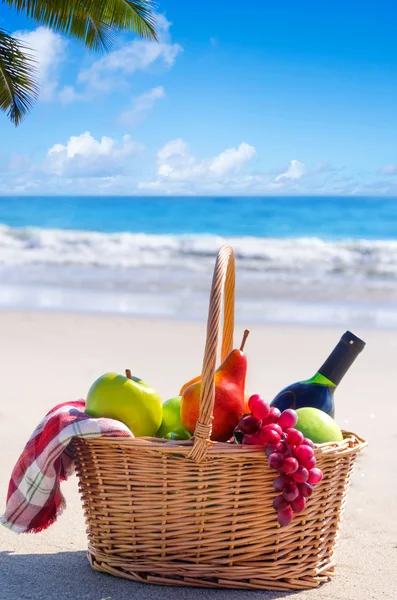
117, 0, 157, 40
0, 28, 38, 125
5, 0, 157, 52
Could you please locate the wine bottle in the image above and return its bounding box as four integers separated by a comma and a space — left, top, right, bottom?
269, 331, 365, 418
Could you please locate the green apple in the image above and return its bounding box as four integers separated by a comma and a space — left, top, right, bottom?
295, 407, 343, 444
164, 431, 191, 440
156, 396, 191, 440
85, 372, 163, 437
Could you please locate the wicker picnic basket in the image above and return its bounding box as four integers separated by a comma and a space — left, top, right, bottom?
72, 244, 367, 591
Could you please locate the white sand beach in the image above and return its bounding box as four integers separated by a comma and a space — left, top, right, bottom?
1, 309, 396, 599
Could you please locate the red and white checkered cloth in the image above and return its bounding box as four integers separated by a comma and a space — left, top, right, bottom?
0, 400, 133, 534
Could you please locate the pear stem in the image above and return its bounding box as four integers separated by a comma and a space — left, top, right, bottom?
125, 369, 132, 379
240, 329, 250, 352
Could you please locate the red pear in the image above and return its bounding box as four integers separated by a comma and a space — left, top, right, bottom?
181, 330, 249, 442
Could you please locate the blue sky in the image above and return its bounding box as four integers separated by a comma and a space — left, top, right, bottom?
1, 0, 397, 195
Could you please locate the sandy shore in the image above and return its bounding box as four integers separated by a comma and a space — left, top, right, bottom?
1, 309, 396, 599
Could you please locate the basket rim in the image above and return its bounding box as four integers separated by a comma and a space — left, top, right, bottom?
73, 429, 367, 459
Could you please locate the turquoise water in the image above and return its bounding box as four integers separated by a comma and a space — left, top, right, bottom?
1, 195, 396, 239
0, 195, 397, 327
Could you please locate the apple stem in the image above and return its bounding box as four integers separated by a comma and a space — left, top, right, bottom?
240, 329, 250, 352
125, 369, 132, 379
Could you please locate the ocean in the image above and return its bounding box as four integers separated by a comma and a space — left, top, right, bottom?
1, 195, 397, 328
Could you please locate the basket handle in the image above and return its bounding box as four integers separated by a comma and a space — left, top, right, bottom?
188, 244, 235, 462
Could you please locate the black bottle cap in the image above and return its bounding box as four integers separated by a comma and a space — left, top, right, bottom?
341, 331, 366, 352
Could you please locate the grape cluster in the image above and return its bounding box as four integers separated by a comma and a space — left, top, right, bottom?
235, 394, 323, 527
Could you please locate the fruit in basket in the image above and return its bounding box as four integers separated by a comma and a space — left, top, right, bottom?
156, 396, 191, 440
85, 370, 163, 437
179, 376, 201, 396
234, 398, 325, 527
180, 381, 250, 410
163, 431, 191, 440
180, 330, 250, 442
295, 407, 343, 443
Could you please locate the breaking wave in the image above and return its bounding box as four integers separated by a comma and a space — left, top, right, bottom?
1, 224, 397, 280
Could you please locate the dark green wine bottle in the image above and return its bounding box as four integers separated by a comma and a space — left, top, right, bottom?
269, 331, 365, 418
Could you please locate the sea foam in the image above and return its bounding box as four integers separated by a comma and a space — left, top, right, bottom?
1, 224, 397, 281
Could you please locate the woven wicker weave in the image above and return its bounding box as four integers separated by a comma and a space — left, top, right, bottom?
72, 244, 367, 591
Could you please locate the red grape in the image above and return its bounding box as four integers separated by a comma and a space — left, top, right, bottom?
259, 425, 281, 445
282, 457, 299, 474
308, 468, 323, 484
303, 437, 314, 448
278, 409, 298, 430
248, 394, 261, 412
263, 407, 281, 424
235, 398, 323, 529
282, 483, 299, 502
298, 482, 313, 498
238, 415, 262, 434
277, 506, 293, 526
275, 441, 287, 453
265, 442, 286, 457
268, 452, 285, 470
300, 456, 316, 470
242, 433, 261, 445
286, 428, 304, 446
248, 395, 270, 420
294, 445, 314, 463
274, 474, 291, 491
267, 423, 283, 436
292, 466, 309, 483
290, 496, 306, 514
272, 495, 289, 512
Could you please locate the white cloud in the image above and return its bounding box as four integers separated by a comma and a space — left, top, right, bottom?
156, 138, 194, 179
118, 86, 165, 126
58, 85, 85, 104
15, 27, 66, 101
6, 134, 392, 196
139, 139, 256, 192
44, 131, 143, 177
275, 160, 306, 182
62, 15, 182, 102
157, 138, 189, 160
209, 143, 256, 176
378, 163, 397, 176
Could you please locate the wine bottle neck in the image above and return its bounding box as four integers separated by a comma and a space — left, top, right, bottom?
304, 372, 336, 387
317, 331, 365, 386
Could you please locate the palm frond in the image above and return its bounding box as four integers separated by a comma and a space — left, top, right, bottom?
84, 15, 115, 52
0, 28, 38, 126
6, 0, 157, 52
108, 0, 157, 40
